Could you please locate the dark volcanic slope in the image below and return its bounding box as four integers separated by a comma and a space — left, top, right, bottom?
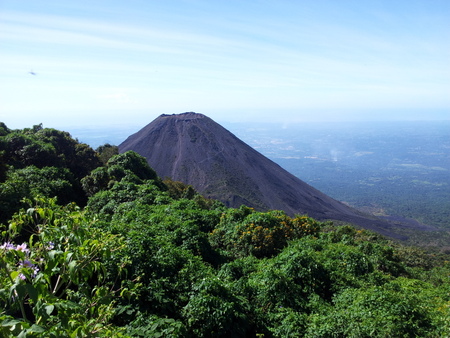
119, 112, 404, 239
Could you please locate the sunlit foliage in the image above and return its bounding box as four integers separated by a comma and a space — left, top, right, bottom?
1, 123, 449, 337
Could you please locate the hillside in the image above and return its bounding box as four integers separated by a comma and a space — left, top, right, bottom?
119, 112, 418, 239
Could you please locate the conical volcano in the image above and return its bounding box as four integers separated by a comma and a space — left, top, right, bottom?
119, 112, 403, 238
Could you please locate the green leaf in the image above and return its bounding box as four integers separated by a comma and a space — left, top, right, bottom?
15, 284, 27, 299
10, 271, 19, 280
1, 318, 22, 327
29, 324, 45, 333
70, 326, 83, 338
65, 252, 73, 263
45, 304, 54, 316
25, 284, 38, 303
56, 300, 80, 311
68, 260, 77, 273
47, 250, 57, 260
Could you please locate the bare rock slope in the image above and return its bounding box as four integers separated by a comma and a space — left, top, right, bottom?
119, 112, 404, 238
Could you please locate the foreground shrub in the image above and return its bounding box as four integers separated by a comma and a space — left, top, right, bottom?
306, 278, 450, 337
0, 197, 132, 337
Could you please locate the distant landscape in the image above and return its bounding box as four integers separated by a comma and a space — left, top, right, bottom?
231, 121, 450, 223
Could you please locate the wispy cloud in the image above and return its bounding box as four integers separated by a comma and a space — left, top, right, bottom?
0, 1, 449, 126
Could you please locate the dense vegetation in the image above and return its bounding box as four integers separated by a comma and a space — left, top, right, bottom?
1, 124, 449, 337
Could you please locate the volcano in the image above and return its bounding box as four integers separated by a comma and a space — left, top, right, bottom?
119, 112, 405, 239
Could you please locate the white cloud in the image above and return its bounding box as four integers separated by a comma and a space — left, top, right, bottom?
0, 1, 448, 127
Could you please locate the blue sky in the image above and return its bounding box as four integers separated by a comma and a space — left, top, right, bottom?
1, 0, 449, 129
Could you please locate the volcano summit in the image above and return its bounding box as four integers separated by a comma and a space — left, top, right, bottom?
119, 112, 403, 238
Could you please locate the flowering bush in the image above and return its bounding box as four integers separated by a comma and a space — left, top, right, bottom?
0, 197, 133, 337
210, 207, 323, 258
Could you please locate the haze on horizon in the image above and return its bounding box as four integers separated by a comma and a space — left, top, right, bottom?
1, 0, 449, 129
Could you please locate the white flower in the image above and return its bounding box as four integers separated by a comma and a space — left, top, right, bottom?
0, 242, 14, 250
15, 243, 30, 254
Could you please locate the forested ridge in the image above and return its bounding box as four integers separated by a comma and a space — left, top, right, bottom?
1, 123, 449, 337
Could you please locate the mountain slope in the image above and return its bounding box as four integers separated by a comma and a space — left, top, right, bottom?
119, 112, 406, 239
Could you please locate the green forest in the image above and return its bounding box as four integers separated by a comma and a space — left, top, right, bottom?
1, 123, 449, 337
